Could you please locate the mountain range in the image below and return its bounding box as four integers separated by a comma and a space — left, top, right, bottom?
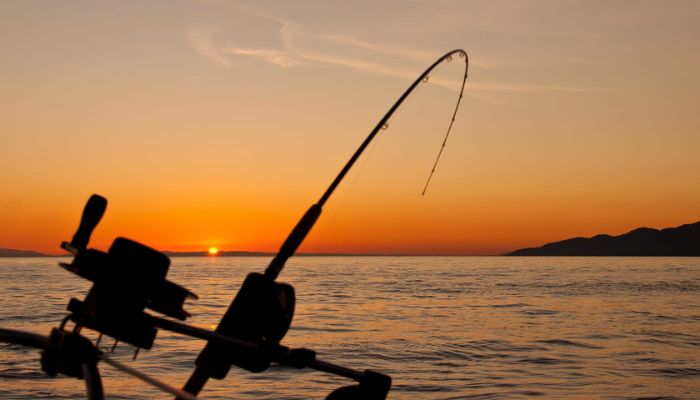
507, 221, 700, 256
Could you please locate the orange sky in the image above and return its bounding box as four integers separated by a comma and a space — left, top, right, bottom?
1, 1, 699, 255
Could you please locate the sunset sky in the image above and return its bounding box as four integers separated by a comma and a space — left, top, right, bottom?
1, 1, 699, 255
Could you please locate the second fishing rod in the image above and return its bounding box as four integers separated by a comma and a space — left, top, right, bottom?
181, 49, 469, 398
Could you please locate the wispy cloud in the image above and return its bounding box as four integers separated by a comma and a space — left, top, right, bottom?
223, 46, 302, 67
185, 3, 609, 95
297, 50, 420, 80
186, 15, 427, 79
466, 82, 615, 93
322, 34, 438, 62
187, 29, 233, 68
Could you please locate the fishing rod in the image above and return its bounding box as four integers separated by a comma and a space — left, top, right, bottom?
266, 48, 468, 281
0, 49, 468, 400
182, 48, 469, 397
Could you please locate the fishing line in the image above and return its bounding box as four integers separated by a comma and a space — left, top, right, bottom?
314, 66, 438, 242
316, 52, 468, 247
315, 130, 381, 244
421, 52, 468, 196
327, 52, 467, 216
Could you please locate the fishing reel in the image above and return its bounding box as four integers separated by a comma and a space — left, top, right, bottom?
59, 194, 197, 350
193, 272, 295, 376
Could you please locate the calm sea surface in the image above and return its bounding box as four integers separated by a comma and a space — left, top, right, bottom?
1, 256, 699, 399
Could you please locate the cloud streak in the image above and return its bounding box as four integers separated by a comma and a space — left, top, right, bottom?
187, 29, 233, 68
186, 3, 610, 95
223, 46, 302, 68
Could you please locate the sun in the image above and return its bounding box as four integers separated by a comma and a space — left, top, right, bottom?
208, 247, 219, 255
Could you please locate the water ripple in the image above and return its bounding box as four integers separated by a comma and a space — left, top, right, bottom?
0, 256, 698, 399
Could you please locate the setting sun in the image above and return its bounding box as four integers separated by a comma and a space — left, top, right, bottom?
208, 247, 219, 255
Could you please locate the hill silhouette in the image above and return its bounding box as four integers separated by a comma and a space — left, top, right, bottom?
0, 248, 49, 257
507, 221, 700, 256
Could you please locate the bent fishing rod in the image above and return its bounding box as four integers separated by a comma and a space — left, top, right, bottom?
0, 49, 468, 400
182, 48, 469, 397
266, 48, 468, 281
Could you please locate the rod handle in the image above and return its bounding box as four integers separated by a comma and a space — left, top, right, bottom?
68, 194, 107, 251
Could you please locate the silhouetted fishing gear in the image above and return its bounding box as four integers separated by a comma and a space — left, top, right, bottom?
0, 49, 468, 400
0, 327, 197, 400
0, 327, 105, 400
182, 49, 469, 398
58, 194, 198, 350
0, 194, 395, 399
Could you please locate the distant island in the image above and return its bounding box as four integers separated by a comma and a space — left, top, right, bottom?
507, 221, 700, 256
0, 248, 49, 257
0, 248, 404, 257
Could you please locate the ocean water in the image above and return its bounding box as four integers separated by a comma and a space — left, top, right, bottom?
1, 256, 699, 399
